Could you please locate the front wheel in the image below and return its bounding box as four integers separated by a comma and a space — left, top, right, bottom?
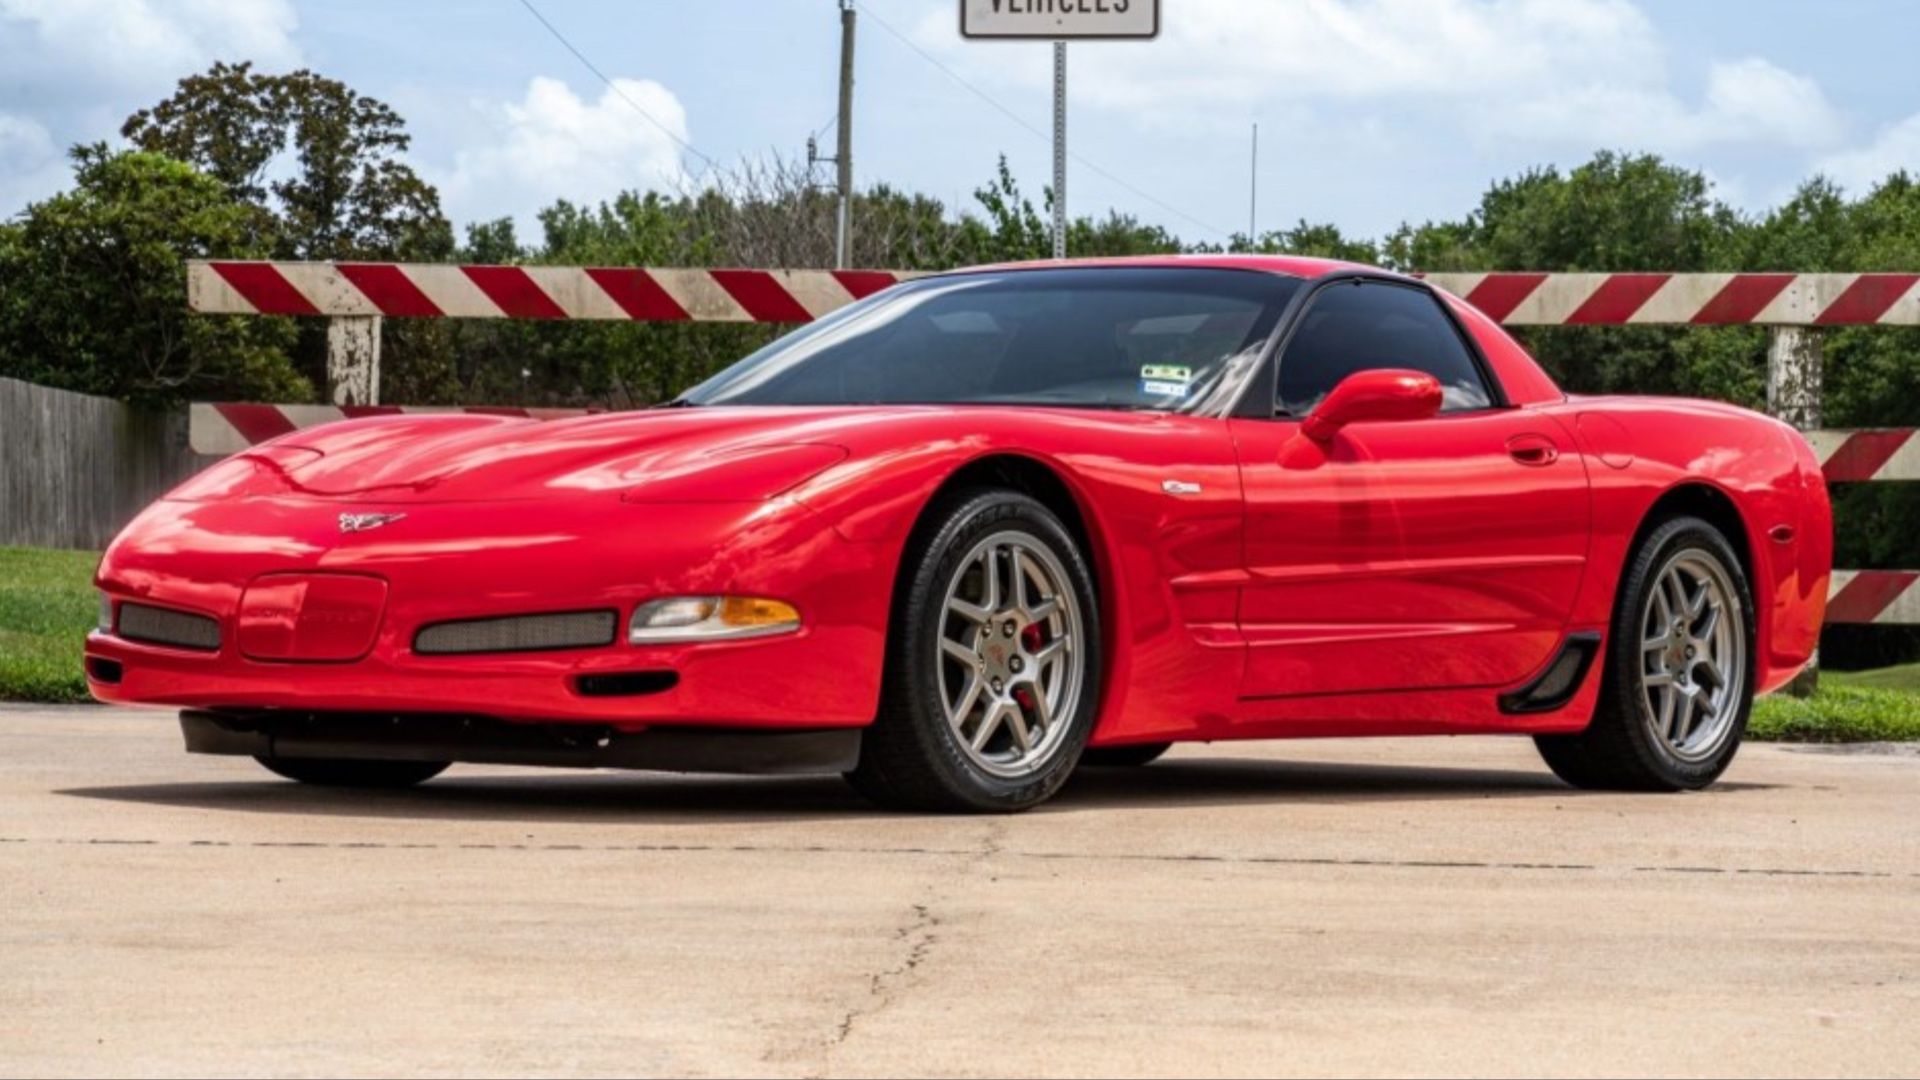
255, 756, 450, 789
1535, 515, 1755, 791
848, 489, 1102, 813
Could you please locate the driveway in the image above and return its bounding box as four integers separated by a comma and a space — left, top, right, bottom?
1, 704, 1914, 1077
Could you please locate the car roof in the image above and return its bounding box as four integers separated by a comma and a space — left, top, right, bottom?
955, 253, 1398, 280
940, 253, 1566, 408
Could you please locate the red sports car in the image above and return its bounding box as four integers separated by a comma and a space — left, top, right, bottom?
87, 257, 1832, 811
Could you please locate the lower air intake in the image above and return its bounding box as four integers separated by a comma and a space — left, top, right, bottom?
117, 603, 221, 652
414, 610, 618, 655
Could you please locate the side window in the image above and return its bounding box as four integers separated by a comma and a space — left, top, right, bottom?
1277, 281, 1494, 417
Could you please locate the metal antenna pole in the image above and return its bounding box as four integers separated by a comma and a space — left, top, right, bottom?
835, 0, 856, 269
1052, 40, 1067, 259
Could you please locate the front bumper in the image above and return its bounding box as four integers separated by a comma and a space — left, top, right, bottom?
88, 493, 892, 730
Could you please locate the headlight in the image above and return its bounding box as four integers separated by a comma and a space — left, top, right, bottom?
629, 596, 801, 643
97, 593, 114, 632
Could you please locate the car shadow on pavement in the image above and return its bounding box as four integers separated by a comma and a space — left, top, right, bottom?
1058, 757, 1771, 810
56, 755, 1777, 824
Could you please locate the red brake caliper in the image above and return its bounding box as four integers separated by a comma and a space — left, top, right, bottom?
1015, 623, 1044, 715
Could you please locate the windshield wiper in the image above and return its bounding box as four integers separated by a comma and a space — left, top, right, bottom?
652, 397, 700, 409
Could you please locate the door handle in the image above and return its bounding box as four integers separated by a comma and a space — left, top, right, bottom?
1506, 434, 1560, 467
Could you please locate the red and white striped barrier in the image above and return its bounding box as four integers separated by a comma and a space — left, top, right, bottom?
1806, 428, 1920, 483
184, 265, 1920, 628
189, 261, 916, 323
188, 403, 591, 456
188, 262, 1920, 326
1420, 273, 1920, 326
1827, 571, 1920, 626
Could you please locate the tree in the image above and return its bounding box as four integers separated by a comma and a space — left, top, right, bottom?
958, 155, 1191, 263
0, 147, 305, 405
1385, 151, 1761, 407
122, 61, 450, 261
962, 156, 1054, 263
123, 62, 454, 399
1233, 220, 1379, 263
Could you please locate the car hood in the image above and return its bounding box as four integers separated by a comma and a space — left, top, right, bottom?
234, 406, 886, 503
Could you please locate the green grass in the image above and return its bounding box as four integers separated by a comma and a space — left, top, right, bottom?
1751, 681, 1920, 743
1825, 662, 1920, 694
2, 544, 1918, 740
0, 546, 99, 703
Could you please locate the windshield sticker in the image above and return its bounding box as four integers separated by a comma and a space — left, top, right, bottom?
1141, 364, 1192, 384
1141, 363, 1193, 398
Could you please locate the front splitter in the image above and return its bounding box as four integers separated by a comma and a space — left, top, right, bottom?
180, 710, 862, 776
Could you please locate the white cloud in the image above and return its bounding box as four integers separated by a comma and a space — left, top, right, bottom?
1817, 112, 1920, 195
0, 0, 301, 214
439, 76, 692, 239
911, 0, 1843, 152
1699, 58, 1841, 148
0, 112, 66, 215
0, 0, 299, 97
1491, 57, 1844, 152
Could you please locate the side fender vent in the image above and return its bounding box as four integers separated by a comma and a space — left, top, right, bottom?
1500, 632, 1602, 715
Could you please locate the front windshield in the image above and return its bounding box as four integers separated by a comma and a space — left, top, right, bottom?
680, 267, 1300, 412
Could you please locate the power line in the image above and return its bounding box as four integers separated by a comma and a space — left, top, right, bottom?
853, 0, 1233, 241
811, 111, 838, 144
514, 0, 723, 174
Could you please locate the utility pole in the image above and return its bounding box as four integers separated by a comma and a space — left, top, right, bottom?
1248, 122, 1258, 244
835, 0, 856, 269
1052, 41, 1067, 259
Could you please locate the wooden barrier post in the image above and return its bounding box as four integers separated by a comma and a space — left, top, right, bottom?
1767, 326, 1823, 430
1769, 326, 1824, 696
327, 315, 382, 406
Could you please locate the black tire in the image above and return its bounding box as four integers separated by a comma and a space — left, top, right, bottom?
255, 756, 450, 789
1535, 515, 1756, 791
1080, 742, 1172, 768
847, 488, 1103, 813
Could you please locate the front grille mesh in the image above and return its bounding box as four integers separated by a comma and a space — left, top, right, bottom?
414, 610, 618, 655
118, 603, 222, 652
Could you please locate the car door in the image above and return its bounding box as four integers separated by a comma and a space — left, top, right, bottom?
1229, 278, 1591, 699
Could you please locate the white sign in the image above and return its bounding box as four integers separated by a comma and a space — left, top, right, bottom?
960, 0, 1159, 40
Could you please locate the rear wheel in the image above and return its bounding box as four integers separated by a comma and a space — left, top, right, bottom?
1080, 742, 1172, 768
848, 489, 1102, 812
1535, 515, 1754, 791
255, 757, 450, 789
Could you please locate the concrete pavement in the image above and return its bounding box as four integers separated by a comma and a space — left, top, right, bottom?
1, 703, 1915, 1077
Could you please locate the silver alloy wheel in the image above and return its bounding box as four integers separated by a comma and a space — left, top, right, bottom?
1640, 548, 1747, 762
936, 529, 1086, 780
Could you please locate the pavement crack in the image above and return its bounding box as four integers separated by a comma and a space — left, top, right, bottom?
1, 835, 1907, 880
794, 821, 1003, 1074
830, 900, 941, 1050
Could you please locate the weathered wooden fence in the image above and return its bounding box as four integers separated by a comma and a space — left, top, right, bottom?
0, 378, 214, 550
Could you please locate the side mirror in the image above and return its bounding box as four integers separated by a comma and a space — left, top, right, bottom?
1300, 369, 1443, 442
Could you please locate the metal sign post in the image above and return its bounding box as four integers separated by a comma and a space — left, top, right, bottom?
960, 0, 1160, 260
1052, 41, 1066, 259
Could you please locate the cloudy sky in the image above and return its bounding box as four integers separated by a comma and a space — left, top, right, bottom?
2, 0, 1917, 247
